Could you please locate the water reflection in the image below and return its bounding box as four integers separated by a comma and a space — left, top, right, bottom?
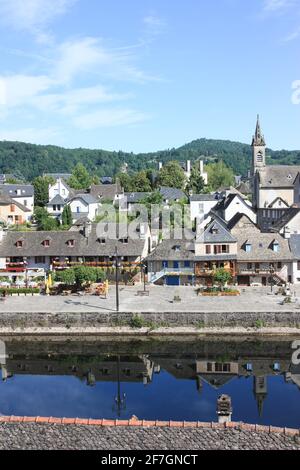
0, 336, 299, 427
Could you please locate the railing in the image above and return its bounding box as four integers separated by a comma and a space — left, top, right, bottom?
150, 267, 194, 283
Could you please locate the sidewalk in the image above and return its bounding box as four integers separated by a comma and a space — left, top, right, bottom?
0, 286, 299, 313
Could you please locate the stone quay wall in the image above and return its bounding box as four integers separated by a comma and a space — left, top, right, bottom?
0, 310, 300, 330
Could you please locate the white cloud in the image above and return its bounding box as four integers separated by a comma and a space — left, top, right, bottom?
263, 0, 294, 12
0, 127, 60, 144
0, 0, 77, 32
73, 109, 150, 129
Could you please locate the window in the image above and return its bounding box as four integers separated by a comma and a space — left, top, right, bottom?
76, 206, 80, 213
16, 240, 23, 248
121, 238, 129, 244
205, 245, 211, 254
10, 204, 15, 212
35, 256, 45, 264
57, 205, 61, 211
207, 362, 213, 372
43, 240, 50, 247
67, 240, 75, 247
298, 261, 300, 270
247, 263, 252, 270
162, 261, 168, 268
184, 261, 190, 268
277, 262, 282, 269
245, 243, 252, 253
272, 241, 279, 252
99, 238, 106, 244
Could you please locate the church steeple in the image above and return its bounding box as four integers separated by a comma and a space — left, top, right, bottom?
251, 114, 266, 175
252, 114, 266, 146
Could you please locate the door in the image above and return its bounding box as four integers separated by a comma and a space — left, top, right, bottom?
166, 276, 180, 286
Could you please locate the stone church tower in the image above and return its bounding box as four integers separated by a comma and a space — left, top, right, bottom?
251, 115, 266, 176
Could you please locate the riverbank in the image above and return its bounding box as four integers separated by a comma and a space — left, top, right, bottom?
0, 416, 298, 450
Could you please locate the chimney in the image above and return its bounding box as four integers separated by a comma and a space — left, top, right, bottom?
186, 160, 191, 175
83, 221, 92, 239
217, 394, 232, 424
199, 160, 204, 175
158, 162, 163, 171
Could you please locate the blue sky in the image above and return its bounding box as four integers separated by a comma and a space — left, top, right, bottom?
0, 0, 300, 152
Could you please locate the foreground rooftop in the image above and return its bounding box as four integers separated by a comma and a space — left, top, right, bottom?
0, 417, 298, 450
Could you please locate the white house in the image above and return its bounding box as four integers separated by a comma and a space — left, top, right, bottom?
67, 194, 99, 222
215, 193, 257, 224
48, 177, 72, 202
189, 194, 219, 222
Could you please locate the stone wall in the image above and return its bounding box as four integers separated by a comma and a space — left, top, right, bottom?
1, 310, 300, 329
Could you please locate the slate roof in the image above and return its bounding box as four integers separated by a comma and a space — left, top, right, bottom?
0, 184, 34, 198
289, 235, 300, 259
231, 215, 293, 261
159, 187, 186, 202
47, 194, 66, 206
190, 194, 218, 202
90, 183, 123, 201
68, 194, 98, 205
0, 224, 146, 258
257, 166, 300, 188
147, 236, 195, 261
124, 192, 151, 203
269, 207, 300, 232
198, 218, 236, 243
0, 194, 31, 213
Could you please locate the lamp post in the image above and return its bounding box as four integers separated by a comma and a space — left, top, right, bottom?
114, 247, 120, 312
269, 266, 275, 293
141, 262, 147, 293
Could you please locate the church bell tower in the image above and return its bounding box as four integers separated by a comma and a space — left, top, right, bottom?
252, 115, 266, 175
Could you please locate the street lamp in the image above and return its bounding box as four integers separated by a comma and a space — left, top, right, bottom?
112, 247, 123, 312
141, 262, 148, 293
269, 265, 275, 293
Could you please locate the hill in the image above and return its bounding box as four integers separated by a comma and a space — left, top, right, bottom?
0, 139, 300, 182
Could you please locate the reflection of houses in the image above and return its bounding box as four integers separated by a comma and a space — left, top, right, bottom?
2, 354, 154, 386
196, 361, 239, 389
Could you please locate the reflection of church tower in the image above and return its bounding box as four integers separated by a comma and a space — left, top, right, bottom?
253, 375, 267, 417
251, 115, 266, 176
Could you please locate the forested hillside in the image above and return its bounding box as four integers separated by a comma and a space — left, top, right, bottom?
0, 139, 299, 182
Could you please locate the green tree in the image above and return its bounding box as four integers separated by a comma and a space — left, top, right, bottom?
55, 269, 76, 285
206, 161, 234, 191
213, 268, 232, 290
158, 161, 186, 189
33, 176, 55, 207
68, 163, 92, 190
116, 173, 133, 192
33, 207, 59, 231
61, 205, 72, 227
186, 165, 205, 194
132, 171, 152, 192
74, 266, 97, 286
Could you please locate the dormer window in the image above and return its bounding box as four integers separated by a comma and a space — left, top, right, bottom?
43, 240, 50, 247
272, 241, 280, 253
67, 240, 75, 247
16, 240, 23, 248
245, 242, 252, 253
287, 174, 293, 180
211, 225, 219, 234
121, 238, 128, 244
98, 238, 106, 244
174, 245, 181, 252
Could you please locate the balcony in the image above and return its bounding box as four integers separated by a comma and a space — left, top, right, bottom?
2, 262, 26, 273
